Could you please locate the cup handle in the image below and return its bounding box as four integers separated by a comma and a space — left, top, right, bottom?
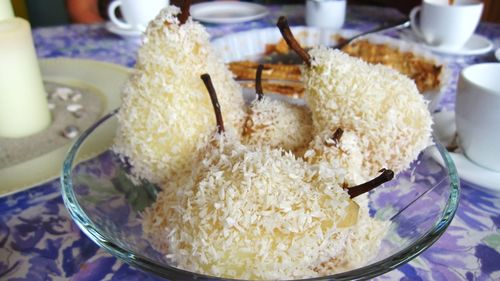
108, 0, 131, 30
409, 6, 424, 39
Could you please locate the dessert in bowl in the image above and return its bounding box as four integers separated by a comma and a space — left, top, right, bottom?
61, 5, 459, 280
61, 108, 459, 280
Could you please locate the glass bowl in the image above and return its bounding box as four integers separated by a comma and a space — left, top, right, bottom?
61, 109, 460, 281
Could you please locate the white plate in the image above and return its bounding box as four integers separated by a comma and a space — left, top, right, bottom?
212, 27, 448, 111
105, 21, 143, 37
190, 2, 268, 24
432, 110, 500, 193
495, 48, 500, 61
401, 30, 493, 56
0, 58, 130, 197
212, 26, 359, 62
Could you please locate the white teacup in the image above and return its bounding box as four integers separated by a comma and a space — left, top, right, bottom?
456, 63, 500, 172
108, 0, 169, 31
410, 0, 483, 50
305, 0, 346, 30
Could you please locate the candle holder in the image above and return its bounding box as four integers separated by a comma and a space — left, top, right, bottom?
0, 58, 129, 196
0, 16, 101, 195
0, 81, 104, 170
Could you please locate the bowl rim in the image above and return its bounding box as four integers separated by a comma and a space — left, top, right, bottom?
61, 109, 460, 281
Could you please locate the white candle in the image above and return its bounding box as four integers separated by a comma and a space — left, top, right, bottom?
0, 18, 51, 138
0, 0, 14, 21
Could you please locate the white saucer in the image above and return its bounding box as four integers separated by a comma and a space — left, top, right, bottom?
424, 34, 493, 55
432, 110, 500, 193
401, 31, 493, 56
495, 48, 500, 61
190, 2, 268, 24
105, 21, 143, 37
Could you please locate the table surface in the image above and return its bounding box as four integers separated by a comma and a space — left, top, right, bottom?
1, 4, 500, 281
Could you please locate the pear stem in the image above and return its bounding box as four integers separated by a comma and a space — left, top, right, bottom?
255, 64, 264, 101
276, 16, 311, 67
347, 169, 394, 198
178, 0, 191, 25
331, 128, 344, 146
201, 74, 225, 134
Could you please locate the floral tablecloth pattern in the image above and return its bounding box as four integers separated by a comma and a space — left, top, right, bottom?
1, 5, 500, 281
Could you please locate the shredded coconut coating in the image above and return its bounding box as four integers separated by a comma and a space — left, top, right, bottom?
113, 6, 245, 184
304, 130, 366, 186
304, 47, 433, 176
241, 97, 313, 154
142, 134, 387, 280
314, 195, 389, 273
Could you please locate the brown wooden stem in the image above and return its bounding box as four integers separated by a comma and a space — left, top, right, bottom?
201, 74, 225, 134
331, 128, 343, 144
347, 168, 394, 198
255, 64, 264, 101
177, 0, 191, 25
276, 16, 311, 67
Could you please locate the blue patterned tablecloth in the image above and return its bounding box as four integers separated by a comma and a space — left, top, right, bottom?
1, 5, 500, 281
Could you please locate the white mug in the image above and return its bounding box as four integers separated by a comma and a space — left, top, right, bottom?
305, 0, 346, 30
108, 0, 169, 31
455, 63, 500, 172
409, 0, 483, 50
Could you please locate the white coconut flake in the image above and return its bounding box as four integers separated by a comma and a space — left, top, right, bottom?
112, 6, 246, 185
305, 47, 433, 178
142, 134, 389, 280
241, 97, 314, 156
